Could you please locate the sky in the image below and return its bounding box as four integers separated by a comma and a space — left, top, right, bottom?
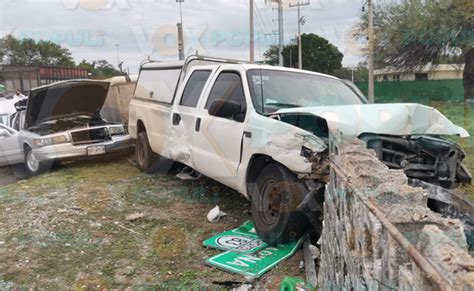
0, 0, 366, 73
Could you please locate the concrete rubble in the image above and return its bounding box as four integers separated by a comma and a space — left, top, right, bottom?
318, 139, 474, 290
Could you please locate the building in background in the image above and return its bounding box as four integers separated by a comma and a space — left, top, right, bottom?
357, 63, 466, 102
1, 65, 89, 96
374, 63, 464, 82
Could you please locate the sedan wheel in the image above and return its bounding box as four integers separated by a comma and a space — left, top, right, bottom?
26, 150, 40, 172
24, 147, 49, 176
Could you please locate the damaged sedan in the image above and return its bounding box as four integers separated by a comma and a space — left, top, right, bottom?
16, 80, 133, 175
128, 57, 471, 244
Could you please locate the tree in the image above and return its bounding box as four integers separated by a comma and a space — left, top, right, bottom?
263, 34, 344, 74
332, 62, 369, 82
78, 59, 122, 79
353, 0, 474, 101
263, 45, 280, 66
0, 35, 74, 66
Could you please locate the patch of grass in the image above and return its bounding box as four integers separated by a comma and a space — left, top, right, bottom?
150, 226, 188, 259
99, 224, 140, 261
73, 274, 110, 290
100, 262, 116, 278
122, 183, 172, 208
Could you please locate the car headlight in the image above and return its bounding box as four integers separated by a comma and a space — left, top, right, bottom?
108, 125, 126, 136
34, 135, 68, 147
32, 139, 45, 147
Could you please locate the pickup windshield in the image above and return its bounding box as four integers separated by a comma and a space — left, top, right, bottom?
247, 69, 365, 114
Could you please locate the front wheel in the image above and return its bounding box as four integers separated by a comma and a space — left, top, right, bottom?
251, 163, 309, 244
24, 147, 51, 176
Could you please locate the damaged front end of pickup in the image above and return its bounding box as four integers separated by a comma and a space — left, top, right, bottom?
361, 134, 472, 189
275, 103, 472, 190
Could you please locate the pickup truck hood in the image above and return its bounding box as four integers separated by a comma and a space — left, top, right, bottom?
276, 103, 469, 138
25, 80, 110, 128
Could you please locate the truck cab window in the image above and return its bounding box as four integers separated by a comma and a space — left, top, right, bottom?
205, 72, 246, 112
180, 70, 211, 107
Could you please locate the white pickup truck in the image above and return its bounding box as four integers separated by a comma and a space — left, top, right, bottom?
129, 56, 471, 244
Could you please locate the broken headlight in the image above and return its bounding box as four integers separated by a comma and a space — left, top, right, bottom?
33, 135, 69, 147
108, 125, 126, 136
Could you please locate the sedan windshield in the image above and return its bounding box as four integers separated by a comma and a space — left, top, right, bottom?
247, 69, 365, 114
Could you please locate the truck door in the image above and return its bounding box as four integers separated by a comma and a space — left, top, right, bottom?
192, 69, 248, 190
169, 69, 213, 167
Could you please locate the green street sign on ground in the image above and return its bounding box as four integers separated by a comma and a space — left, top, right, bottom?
206, 238, 302, 278
203, 220, 268, 253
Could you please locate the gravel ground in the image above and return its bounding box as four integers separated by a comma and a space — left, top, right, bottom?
0, 156, 304, 289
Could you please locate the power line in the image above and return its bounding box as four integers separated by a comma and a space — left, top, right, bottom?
254, 0, 271, 36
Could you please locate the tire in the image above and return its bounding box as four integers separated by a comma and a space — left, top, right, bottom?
136, 131, 173, 174
24, 147, 51, 176
136, 131, 157, 173
251, 163, 309, 244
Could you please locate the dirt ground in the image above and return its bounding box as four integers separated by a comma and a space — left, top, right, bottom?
0, 157, 305, 289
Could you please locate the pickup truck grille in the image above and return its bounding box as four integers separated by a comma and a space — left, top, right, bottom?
71, 128, 111, 145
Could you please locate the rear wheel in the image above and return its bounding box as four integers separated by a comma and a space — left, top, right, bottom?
136, 131, 173, 173
251, 163, 309, 244
24, 147, 51, 176
136, 131, 157, 173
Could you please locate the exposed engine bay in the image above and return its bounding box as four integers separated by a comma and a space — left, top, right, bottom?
361, 134, 472, 188
276, 112, 472, 189
27, 114, 110, 136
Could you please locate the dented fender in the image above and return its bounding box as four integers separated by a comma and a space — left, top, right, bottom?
242, 114, 327, 176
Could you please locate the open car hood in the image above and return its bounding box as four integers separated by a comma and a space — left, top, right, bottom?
25, 80, 110, 128
276, 103, 469, 138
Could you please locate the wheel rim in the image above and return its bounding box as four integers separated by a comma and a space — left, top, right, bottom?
260, 179, 285, 226
27, 150, 40, 172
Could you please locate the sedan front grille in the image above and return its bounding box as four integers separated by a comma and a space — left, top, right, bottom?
71, 128, 111, 145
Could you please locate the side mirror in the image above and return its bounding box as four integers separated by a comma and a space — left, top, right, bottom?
0, 129, 9, 138
208, 99, 243, 120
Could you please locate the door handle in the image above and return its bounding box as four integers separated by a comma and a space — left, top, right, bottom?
172, 113, 181, 125
195, 118, 201, 132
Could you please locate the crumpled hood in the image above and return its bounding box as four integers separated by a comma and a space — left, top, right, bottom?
276, 103, 469, 138
25, 80, 110, 128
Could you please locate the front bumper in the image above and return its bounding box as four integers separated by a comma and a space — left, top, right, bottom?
32, 135, 134, 162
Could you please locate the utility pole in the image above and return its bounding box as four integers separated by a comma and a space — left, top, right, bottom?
176, 0, 185, 60
290, 1, 310, 70
249, 0, 255, 63
368, 0, 375, 103
278, 0, 284, 66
